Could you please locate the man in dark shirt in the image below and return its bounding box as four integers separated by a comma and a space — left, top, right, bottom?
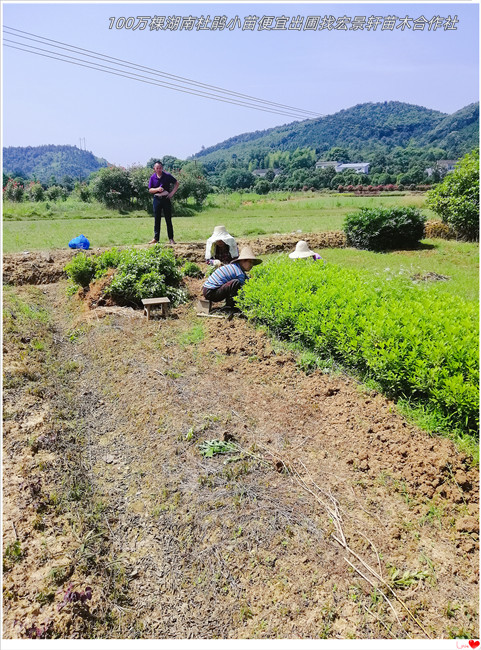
148, 161, 179, 245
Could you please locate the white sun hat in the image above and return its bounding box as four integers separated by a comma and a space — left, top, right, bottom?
205, 225, 239, 260
289, 240, 316, 259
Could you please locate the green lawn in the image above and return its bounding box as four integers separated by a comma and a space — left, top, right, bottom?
318, 240, 479, 302
3, 192, 433, 253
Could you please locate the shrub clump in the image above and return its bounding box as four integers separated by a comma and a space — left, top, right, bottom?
426, 149, 479, 241
237, 257, 478, 438
65, 245, 186, 306
64, 253, 96, 287
344, 206, 426, 251
181, 261, 203, 278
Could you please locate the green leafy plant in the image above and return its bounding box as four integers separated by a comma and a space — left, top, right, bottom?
93, 248, 122, 277
3, 540, 24, 572
106, 246, 183, 304
181, 261, 203, 278
388, 567, 431, 589
344, 206, 426, 250
64, 253, 96, 287
199, 439, 238, 457
66, 283, 80, 297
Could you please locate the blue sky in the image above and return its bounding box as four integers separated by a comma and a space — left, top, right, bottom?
2, 2, 479, 166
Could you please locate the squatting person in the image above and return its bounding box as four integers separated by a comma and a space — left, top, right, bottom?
205, 225, 238, 267
202, 246, 262, 307
148, 160, 179, 245
289, 240, 324, 261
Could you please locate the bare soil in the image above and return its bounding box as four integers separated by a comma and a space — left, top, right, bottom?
2, 252, 479, 640
2, 233, 344, 286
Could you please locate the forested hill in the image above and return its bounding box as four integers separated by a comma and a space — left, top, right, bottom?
3, 145, 109, 183
192, 101, 479, 164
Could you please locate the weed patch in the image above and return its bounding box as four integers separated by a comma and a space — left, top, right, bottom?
199, 439, 238, 457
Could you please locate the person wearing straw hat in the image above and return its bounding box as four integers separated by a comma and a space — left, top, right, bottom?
289, 240, 323, 261
202, 245, 262, 306
205, 225, 238, 267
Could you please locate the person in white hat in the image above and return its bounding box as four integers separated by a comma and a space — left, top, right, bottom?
205, 225, 239, 267
289, 240, 323, 261
202, 246, 262, 306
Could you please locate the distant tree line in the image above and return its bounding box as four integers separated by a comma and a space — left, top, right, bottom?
2, 160, 212, 211
198, 143, 457, 193
3, 146, 476, 213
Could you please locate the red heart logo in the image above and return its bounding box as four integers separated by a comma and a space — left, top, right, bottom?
469, 641, 480, 649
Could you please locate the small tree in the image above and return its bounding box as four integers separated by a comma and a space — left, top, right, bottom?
61, 175, 75, 192
175, 164, 212, 205
128, 166, 152, 211
255, 179, 270, 195
74, 182, 91, 202
221, 168, 255, 191
26, 181, 45, 202
90, 166, 132, 210
46, 185, 67, 201
3, 179, 24, 202
426, 149, 479, 241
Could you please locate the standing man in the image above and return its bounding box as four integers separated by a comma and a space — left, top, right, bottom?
148, 160, 179, 245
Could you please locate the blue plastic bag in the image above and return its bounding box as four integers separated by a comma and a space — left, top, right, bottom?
68, 234, 90, 250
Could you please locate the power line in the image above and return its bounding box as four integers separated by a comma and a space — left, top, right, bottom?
5, 25, 322, 118
4, 26, 323, 120
4, 41, 311, 120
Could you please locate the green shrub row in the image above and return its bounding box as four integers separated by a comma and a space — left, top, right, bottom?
237, 258, 479, 437
64, 245, 187, 306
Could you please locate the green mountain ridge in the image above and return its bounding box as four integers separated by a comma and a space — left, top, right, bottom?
191, 101, 479, 164
3, 144, 109, 184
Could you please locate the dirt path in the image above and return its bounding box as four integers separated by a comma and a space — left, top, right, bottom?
2, 276, 479, 639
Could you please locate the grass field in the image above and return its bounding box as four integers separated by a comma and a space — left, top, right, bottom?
319, 240, 479, 302
2, 191, 433, 253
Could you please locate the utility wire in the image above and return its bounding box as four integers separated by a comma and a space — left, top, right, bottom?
4, 41, 311, 120
4, 25, 323, 120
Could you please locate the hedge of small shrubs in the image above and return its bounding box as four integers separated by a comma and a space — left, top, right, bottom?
237, 257, 479, 438
64, 245, 187, 306
344, 206, 426, 251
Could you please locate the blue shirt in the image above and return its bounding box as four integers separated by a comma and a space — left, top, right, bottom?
203, 262, 248, 290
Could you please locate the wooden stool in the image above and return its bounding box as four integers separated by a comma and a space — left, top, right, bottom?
196, 298, 213, 315
141, 297, 171, 320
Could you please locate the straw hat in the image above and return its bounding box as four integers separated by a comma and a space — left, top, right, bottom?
205, 225, 238, 260
212, 225, 229, 238
289, 240, 316, 259
235, 246, 262, 265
